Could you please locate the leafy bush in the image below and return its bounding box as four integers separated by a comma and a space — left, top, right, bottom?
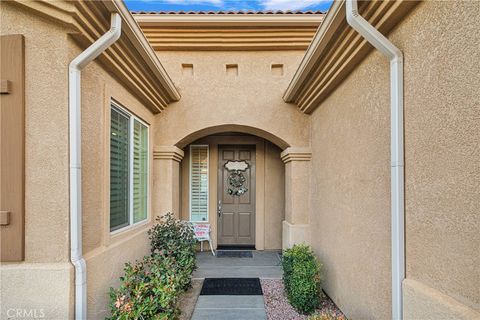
108, 213, 198, 319
148, 212, 197, 290
282, 244, 323, 314
107, 255, 181, 320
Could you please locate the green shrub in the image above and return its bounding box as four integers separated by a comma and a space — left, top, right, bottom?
108, 213, 198, 319
282, 244, 323, 314
107, 255, 181, 320
148, 212, 197, 290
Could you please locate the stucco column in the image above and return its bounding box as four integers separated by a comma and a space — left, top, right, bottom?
281, 147, 312, 249
153, 146, 184, 219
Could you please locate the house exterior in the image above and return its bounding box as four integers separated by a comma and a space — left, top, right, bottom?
0, 1, 479, 320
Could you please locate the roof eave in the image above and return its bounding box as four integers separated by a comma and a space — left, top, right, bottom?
284, 0, 345, 103
105, 1, 181, 102
133, 14, 324, 27
7, 0, 181, 112
284, 0, 419, 113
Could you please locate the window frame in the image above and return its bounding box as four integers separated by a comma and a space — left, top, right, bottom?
110, 100, 150, 234
189, 144, 209, 223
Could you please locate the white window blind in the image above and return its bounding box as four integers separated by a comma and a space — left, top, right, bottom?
110, 108, 130, 231
190, 145, 209, 222
133, 119, 148, 223
110, 103, 149, 232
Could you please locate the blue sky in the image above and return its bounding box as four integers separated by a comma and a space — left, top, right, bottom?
125, 0, 333, 12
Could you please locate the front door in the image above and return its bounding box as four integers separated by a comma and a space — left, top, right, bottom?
217, 145, 256, 247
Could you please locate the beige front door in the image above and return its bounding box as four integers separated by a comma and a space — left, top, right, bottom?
217, 145, 256, 247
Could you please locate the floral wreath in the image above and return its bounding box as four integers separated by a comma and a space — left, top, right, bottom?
227, 170, 248, 196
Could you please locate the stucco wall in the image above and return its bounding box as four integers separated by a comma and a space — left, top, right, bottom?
309, 1, 480, 319
0, 2, 71, 264
310, 47, 391, 320
80, 42, 158, 319
153, 51, 310, 149
394, 1, 480, 316
180, 135, 285, 250
0, 2, 159, 319
264, 141, 285, 249
0, 3, 74, 319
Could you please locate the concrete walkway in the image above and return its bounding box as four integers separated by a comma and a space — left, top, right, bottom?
192, 296, 266, 320
191, 250, 282, 320
193, 250, 283, 279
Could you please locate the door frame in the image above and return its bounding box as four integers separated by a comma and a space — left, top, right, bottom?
182, 135, 266, 250
217, 144, 256, 247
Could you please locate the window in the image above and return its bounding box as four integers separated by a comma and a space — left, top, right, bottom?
190, 145, 209, 222
110, 102, 149, 232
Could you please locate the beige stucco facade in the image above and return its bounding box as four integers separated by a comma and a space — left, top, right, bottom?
153, 50, 310, 149
1, 3, 74, 318
0, 1, 160, 319
306, 1, 480, 319
1, 1, 479, 320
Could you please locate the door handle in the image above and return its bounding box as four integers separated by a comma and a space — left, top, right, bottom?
217, 201, 222, 217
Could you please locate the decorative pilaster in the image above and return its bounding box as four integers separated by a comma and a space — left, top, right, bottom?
281, 147, 312, 250
153, 146, 184, 219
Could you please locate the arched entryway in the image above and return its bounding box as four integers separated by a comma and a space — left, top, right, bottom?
152, 125, 313, 251
179, 132, 285, 250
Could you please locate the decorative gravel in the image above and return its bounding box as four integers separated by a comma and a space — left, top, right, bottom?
261, 279, 347, 320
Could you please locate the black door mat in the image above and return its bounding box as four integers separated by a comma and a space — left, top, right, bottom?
200, 278, 263, 296
216, 250, 253, 258
217, 245, 256, 250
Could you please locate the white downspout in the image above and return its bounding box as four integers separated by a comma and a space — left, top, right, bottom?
345, 1, 405, 319
69, 13, 122, 320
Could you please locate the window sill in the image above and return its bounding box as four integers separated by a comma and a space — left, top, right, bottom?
109, 219, 149, 238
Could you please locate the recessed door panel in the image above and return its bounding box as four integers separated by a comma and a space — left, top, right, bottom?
238, 213, 252, 238
239, 150, 251, 160
221, 212, 235, 237
217, 145, 256, 246
223, 150, 234, 160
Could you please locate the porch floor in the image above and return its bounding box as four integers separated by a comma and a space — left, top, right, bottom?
192, 250, 283, 279
191, 250, 282, 320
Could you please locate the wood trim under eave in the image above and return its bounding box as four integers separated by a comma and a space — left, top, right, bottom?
77, 1, 180, 106
284, 0, 419, 113
133, 14, 324, 27
139, 25, 319, 51
283, 0, 347, 102
105, 1, 180, 102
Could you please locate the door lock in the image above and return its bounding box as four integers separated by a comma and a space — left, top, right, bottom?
217, 201, 222, 217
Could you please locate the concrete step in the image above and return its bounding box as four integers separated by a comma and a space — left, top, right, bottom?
195, 295, 265, 309
192, 307, 266, 320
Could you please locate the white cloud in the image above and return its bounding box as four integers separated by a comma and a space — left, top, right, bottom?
262, 0, 328, 11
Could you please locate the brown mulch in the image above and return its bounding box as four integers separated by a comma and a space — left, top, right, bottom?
178, 279, 203, 320
261, 279, 347, 320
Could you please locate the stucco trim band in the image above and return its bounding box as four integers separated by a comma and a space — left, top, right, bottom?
153, 146, 185, 162
280, 147, 312, 163
0, 262, 73, 319
403, 279, 480, 320
282, 220, 310, 250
